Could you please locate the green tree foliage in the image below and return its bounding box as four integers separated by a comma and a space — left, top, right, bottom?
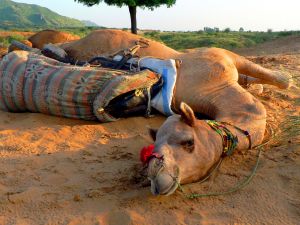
204, 27, 214, 33
214, 27, 220, 32
224, 27, 231, 33
75, 0, 176, 34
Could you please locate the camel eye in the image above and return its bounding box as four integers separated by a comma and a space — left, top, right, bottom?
180, 139, 194, 153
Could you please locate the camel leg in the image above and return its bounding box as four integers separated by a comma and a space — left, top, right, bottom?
224, 49, 292, 89
236, 58, 292, 89
238, 74, 269, 86
238, 74, 264, 94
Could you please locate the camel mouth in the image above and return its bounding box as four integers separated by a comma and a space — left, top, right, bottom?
150, 174, 179, 196
147, 158, 180, 196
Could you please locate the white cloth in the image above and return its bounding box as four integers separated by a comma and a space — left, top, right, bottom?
113, 55, 178, 116
128, 58, 178, 116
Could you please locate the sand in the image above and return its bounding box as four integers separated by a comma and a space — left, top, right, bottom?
0, 37, 299, 225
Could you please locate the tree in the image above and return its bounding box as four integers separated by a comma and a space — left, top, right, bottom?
75, 0, 176, 34
239, 27, 244, 32
224, 27, 231, 33
204, 27, 214, 33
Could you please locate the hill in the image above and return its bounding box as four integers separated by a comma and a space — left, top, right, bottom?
81, 20, 99, 27
0, 0, 85, 28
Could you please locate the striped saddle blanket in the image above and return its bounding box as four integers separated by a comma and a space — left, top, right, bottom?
0, 51, 160, 122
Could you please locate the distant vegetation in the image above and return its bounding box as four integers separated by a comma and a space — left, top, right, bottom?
143, 30, 300, 50
1, 27, 300, 51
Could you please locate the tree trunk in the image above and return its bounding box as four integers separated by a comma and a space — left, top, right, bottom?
128, 6, 137, 34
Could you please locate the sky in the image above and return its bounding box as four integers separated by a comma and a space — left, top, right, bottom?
12, 0, 300, 31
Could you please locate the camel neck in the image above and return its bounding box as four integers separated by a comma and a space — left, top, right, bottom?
205, 120, 241, 156
196, 120, 224, 162
196, 120, 251, 161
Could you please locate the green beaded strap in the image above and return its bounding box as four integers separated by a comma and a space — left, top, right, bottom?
206, 120, 239, 156
219, 121, 252, 150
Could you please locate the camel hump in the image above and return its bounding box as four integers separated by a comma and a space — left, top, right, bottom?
219, 48, 292, 89
61, 29, 180, 61
28, 30, 80, 49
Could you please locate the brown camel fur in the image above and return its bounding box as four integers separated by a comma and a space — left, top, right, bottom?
28, 30, 80, 49
3, 30, 80, 59
59, 29, 179, 60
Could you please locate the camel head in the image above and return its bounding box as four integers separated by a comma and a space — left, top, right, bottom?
147, 102, 220, 196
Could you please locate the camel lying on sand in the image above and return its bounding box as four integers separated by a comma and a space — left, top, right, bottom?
3, 30, 291, 196
144, 47, 290, 195
56, 30, 292, 195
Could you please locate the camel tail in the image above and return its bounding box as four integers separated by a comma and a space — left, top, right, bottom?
227, 50, 292, 89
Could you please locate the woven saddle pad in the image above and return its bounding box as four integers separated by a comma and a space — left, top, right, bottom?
0, 51, 160, 122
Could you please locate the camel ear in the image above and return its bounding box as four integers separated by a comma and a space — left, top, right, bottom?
179, 102, 196, 127
148, 128, 158, 141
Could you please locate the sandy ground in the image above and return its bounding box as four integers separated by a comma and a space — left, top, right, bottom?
0, 36, 299, 225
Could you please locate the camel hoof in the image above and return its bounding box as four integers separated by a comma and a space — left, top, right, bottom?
247, 84, 264, 95
274, 71, 293, 89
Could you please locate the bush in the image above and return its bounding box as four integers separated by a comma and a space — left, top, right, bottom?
224, 28, 231, 33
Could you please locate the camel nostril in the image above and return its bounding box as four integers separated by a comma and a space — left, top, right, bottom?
150, 172, 179, 195
147, 157, 164, 179
150, 179, 160, 196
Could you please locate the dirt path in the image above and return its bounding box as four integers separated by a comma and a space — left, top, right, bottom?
0, 38, 299, 225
